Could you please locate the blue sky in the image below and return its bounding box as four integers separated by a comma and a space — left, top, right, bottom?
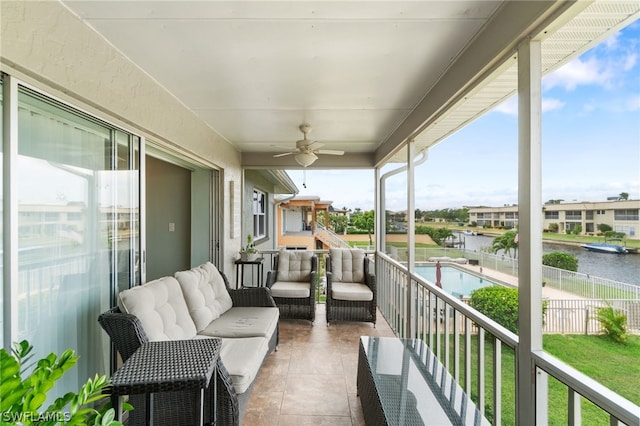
288, 19, 640, 212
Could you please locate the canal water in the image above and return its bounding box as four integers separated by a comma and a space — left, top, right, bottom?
460, 234, 640, 286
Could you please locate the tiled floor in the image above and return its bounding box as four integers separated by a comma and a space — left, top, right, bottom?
243, 304, 396, 425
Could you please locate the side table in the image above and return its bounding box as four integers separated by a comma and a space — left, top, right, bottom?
109, 338, 220, 426
235, 257, 264, 288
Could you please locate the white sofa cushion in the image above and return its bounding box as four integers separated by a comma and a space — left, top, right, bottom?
330, 248, 365, 283
198, 307, 279, 339
217, 337, 269, 394
117, 276, 197, 341
276, 250, 314, 282
175, 262, 233, 332
270, 281, 310, 298
331, 282, 373, 301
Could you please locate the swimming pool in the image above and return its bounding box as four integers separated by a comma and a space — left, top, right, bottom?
415, 264, 497, 297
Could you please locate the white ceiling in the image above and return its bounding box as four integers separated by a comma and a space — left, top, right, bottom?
61, 1, 639, 169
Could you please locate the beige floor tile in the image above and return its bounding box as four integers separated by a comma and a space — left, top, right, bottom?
280, 374, 350, 417
242, 306, 395, 424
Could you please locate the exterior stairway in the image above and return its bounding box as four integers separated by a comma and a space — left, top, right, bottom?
315, 222, 352, 248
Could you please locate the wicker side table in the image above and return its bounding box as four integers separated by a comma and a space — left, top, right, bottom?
110, 338, 220, 426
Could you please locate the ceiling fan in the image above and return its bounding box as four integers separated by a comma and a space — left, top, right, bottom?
273, 124, 344, 167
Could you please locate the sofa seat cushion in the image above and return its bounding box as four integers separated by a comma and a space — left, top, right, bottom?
198, 307, 279, 339
175, 262, 233, 332
217, 337, 269, 394
117, 276, 197, 341
331, 282, 373, 302
270, 281, 310, 298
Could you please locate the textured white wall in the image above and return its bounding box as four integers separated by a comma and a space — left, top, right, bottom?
1, 1, 243, 273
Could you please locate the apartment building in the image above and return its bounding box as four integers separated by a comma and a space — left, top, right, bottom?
468, 199, 640, 238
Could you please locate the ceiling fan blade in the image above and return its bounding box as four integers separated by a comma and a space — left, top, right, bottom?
317, 149, 344, 156
273, 152, 295, 157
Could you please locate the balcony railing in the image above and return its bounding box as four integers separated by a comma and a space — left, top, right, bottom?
375, 251, 640, 425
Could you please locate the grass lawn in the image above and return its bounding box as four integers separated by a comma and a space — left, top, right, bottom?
453, 334, 639, 425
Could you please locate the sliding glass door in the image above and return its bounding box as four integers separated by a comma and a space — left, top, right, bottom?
14, 87, 140, 399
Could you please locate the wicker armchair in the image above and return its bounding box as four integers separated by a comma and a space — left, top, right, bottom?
326, 248, 376, 325
98, 271, 276, 426
266, 250, 317, 322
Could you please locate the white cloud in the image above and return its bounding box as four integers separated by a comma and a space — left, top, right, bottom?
492, 96, 565, 115
626, 94, 640, 111
542, 98, 565, 112
493, 97, 517, 116
543, 56, 610, 91
623, 52, 637, 71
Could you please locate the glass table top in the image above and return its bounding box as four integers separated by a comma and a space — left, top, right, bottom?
360, 336, 490, 426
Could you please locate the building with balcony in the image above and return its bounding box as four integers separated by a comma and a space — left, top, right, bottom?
468, 199, 640, 238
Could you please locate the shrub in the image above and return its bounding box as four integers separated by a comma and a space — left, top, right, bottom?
0, 340, 130, 425
548, 223, 559, 233
469, 286, 548, 334
596, 305, 628, 344
469, 286, 519, 334
542, 252, 578, 272
597, 223, 612, 233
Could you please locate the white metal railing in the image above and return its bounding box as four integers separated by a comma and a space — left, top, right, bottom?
399, 246, 640, 301
375, 251, 640, 426
543, 299, 640, 334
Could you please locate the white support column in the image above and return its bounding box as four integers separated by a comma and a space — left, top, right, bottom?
375, 167, 384, 254
516, 39, 544, 425
407, 141, 415, 272
407, 141, 416, 338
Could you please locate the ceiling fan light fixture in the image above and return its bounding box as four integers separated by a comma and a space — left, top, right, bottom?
294, 152, 317, 167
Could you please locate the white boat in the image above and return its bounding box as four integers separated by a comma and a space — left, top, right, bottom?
463, 229, 477, 236
581, 242, 628, 254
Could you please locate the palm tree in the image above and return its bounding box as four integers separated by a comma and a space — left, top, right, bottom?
491, 230, 519, 258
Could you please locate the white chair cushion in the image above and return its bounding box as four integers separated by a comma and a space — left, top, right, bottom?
276, 250, 314, 282
117, 276, 197, 341
329, 248, 365, 283
218, 337, 269, 394
270, 281, 310, 298
198, 307, 279, 339
331, 282, 373, 301
175, 262, 233, 332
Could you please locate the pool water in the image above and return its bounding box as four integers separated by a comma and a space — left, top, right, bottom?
415, 265, 496, 297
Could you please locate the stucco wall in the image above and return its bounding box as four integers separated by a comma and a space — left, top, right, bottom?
1, 1, 244, 273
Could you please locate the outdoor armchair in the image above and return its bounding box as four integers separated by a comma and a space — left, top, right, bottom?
326, 248, 376, 325
266, 250, 317, 322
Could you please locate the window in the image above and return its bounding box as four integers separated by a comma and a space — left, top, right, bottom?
505, 212, 518, 219
614, 209, 639, 221
545, 211, 559, 219
253, 189, 266, 239
585, 210, 594, 220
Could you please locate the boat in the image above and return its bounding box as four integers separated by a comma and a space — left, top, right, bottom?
581, 242, 628, 254
463, 229, 477, 236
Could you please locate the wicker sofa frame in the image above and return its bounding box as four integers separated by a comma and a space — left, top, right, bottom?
98, 273, 277, 426
326, 252, 377, 325
266, 252, 317, 323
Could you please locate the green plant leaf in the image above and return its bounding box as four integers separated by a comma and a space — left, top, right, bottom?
27, 391, 47, 411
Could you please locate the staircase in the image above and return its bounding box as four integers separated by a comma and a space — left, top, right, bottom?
315, 222, 351, 248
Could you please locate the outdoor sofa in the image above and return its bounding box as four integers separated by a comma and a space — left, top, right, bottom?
98, 261, 279, 426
